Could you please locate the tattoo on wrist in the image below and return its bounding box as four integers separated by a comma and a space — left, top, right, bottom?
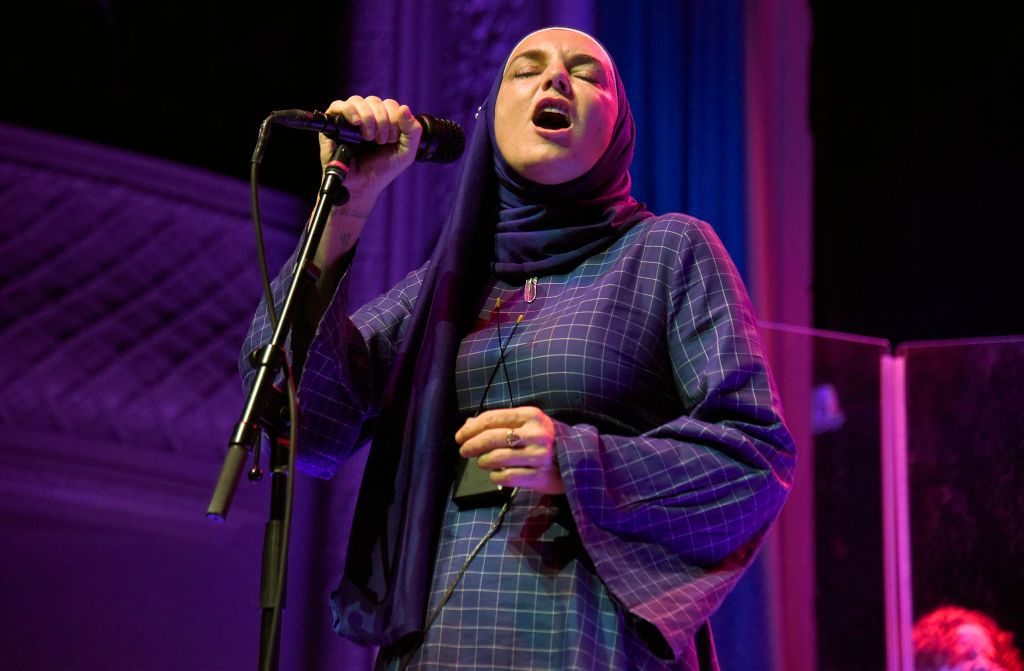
339, 208, 370, 220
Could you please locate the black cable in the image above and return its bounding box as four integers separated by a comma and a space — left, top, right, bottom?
251, 119, 279, 329
249, 119, 297, 670
472, 307, 523, 418
496, 299, 516, 407
398, 299, 524, 669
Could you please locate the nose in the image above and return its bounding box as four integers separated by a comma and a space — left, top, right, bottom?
542, 66, 571, 96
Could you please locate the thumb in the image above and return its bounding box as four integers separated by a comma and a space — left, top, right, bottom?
318, 132, 336, 169
398, 106, 422, 149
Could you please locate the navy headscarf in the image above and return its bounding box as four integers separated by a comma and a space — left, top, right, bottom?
330, 28, 651, 648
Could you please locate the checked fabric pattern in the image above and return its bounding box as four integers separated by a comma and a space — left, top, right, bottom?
241, 213, 796, 670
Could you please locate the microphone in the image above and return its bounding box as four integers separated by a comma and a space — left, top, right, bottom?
270, 109, 466, 164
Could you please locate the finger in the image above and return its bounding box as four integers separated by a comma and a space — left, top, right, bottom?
382, 98, 404, 144
460, 422, 550, 457
318, 131, 336, 164
477, 446, 551, 471
476, 406, 543, 430
324, 97, 364, 126
459, 427, 510, 458
458, 423, 529, 455
455, 408, 528, 444
491, 467, 565, 495
319, 99, 355, 161
347, 97, 377, 140
363, 96, 391, 144
489, 467, 548, 489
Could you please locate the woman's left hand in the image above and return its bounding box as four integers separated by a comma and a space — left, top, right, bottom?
455, 406, 565, 495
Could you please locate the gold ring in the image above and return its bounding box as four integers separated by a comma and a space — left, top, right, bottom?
506, 429, 519, 448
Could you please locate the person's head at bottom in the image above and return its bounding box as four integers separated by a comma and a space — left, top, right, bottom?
913, 605, 1024, 671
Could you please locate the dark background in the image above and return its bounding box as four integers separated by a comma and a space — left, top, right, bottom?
4, 3, 1021, 343
811, 4, 1023, 343
2, 1, 346, 202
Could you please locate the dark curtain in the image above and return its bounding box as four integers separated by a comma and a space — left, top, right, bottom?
597, 0, 749, 278
594, 3, 773, 670
811, 4, 1024, 343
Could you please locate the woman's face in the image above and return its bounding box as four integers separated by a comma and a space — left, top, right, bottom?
943, 623, 1005, 671
494, 29, 618, 185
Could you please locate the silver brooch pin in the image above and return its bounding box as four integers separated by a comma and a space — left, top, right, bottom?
524, 277, 538, 303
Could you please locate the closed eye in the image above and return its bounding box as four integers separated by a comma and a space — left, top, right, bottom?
572, 67, 604, 84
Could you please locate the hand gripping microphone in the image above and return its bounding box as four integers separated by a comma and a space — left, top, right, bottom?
270, 109, 466, 164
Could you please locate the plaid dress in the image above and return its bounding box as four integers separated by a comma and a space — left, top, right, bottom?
242, 214, 795, 670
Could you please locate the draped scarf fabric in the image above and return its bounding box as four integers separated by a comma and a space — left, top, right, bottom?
330, 28, 651, 647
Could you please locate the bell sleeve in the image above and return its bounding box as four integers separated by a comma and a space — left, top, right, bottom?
554, 219, 796, 659
238, 251, 426, 479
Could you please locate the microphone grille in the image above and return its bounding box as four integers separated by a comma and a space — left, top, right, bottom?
415, 115, 466, 164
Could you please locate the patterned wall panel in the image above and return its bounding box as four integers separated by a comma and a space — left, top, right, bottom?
0, 121, 339, 670
0, 121, 305, 517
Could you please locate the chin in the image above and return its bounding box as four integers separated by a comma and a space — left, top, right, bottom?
516, 153, 584, 185
521, 165, 578, 185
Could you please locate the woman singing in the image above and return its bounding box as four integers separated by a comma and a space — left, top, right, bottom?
243, 26, 795, 670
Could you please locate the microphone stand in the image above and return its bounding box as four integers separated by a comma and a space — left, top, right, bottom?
207, 142, 355, 671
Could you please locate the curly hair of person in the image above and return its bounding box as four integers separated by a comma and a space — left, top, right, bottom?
913, 605, 1023, 671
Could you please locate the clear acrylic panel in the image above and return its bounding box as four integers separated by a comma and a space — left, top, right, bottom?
899, 337, 1024, 656
760, 324, 891, 671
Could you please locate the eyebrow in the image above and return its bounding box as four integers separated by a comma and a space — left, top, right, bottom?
505, 49, 608, 75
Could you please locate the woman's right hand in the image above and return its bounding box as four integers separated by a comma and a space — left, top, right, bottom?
318, 95, 423, 202
313, 96, 422, 270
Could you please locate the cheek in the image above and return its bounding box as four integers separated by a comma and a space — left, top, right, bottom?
493, 112, 511, 156
493, 85, 527, 160
597, 100, 617, 145
581, 104, 617, 163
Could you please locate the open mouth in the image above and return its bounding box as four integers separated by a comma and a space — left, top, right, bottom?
532, 102, 572, 130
